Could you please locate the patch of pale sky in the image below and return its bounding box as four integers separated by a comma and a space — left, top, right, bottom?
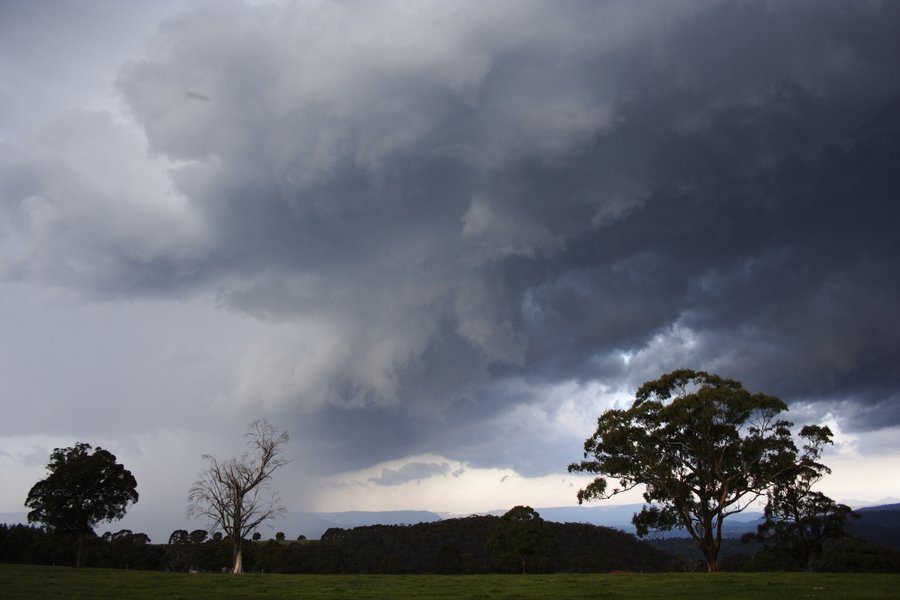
819, 450, 900, 506
309, 452, 646, 514
0, 435, 75, 512
490, 378, 627, 440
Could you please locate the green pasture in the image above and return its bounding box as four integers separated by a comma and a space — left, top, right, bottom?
1, 564, 899, 600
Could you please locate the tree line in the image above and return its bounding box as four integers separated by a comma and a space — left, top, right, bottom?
0, 508, 667, 573
10, 370, 900, 573
3, 508, 898, 573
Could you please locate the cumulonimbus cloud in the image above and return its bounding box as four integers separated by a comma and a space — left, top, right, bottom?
2, 1, 899, 474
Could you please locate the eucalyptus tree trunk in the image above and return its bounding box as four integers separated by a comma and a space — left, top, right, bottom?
232, 542, 243, 574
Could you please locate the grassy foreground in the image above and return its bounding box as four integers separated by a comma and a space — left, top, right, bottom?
2, 564, 899, 600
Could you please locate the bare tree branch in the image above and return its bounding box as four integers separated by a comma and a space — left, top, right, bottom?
187, 420, 289, 574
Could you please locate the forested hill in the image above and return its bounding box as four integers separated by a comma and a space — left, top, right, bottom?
0, 514, 671, 573
307, 515, 670, 573
847, 505, 900, 549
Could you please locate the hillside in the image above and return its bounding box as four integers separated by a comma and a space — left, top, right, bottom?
288, 515, 670, 573
847, 506, 900, 549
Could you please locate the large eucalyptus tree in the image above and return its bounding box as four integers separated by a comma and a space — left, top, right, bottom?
26, 443, 138, 567
569, 369, 801, 571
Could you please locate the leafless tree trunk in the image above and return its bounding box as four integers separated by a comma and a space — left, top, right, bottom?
188, 420, 289, 574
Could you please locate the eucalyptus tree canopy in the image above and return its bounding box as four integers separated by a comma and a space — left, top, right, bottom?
188, 420, 289, 574
569, 369, 800, 572
25, 443, 138, 567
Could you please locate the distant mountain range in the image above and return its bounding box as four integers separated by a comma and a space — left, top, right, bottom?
2, 502, 897, 546
857, 503, 900, 512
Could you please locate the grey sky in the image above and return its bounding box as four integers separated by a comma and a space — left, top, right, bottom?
2, 0, 899, 517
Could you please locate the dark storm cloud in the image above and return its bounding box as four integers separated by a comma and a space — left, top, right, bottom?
4, 0, 900, 476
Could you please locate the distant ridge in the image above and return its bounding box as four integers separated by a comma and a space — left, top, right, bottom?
847, 505, 900, 549
313, 510, 442, 528
857, 503, 900, 513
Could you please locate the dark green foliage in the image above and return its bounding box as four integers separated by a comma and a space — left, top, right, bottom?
4, 517, 896, 574
24, 443, 139, 567
434, 544, 464, 574
716, 552, 754, 573
812, 537, 900, 573
166, 528, 227, 572
486, 506, 554, 573
321, 517, 495, 573
168, 529, 188, 545
89, 530, 165, 570
745, 425, 855, 570
550, 522, 669, 572
166, 529, 192, 571
203, 536, 236, 572
254, 537, 345, 573
570, 369, 799, 572
169, 535, 240, 573
268, 514, 667, 574
0, 524, 163, 569
0, 524, 53, 565
189, 529, 209, 544
651, 537, 761, 572
732, 511, 899, 573
0, 516, 667, 574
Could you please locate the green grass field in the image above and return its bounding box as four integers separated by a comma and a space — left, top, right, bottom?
1, 564, 899, 600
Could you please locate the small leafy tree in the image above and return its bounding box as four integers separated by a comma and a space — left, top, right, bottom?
169, 529, 189, 545
746, 425, 855, 570
25, 443, 138, 567
189, 529, 208, 544
486, 506, 554, 573
167, 529, 191, 571
188, 420, 289, 574
569, 369, 800, 572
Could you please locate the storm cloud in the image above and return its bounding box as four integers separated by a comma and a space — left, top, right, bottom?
2, 0, 899, 487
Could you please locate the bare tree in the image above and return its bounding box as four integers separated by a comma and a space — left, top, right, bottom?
188, 420, 289, 573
